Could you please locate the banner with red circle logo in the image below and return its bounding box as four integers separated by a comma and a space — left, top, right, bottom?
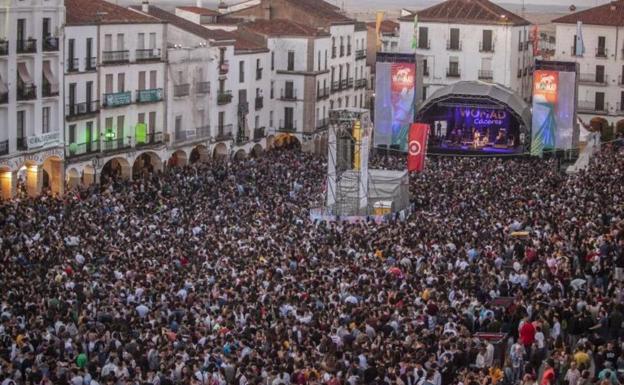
407, 123, 430, 172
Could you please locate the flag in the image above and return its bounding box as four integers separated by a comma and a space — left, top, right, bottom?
575, 21, 585, 56
411, 14, 418, 50
407, 123, 429, 172
375, 11, 384, 51
531, 24, 540, 57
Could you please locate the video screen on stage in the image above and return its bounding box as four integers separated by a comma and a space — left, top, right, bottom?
531, 64, 577, 156
374, 58, 416, 152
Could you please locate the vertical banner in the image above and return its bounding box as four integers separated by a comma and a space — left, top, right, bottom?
531, 70, 558, 156
531, 25, 540, 57
407, 123, 429, 172
411, 15, 418, 50
375, 11, 384, 51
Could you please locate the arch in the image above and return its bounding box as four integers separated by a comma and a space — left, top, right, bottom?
190, 145, 209, 164
590, 117, 612, 142
83, 165, 96, 186
251, 144, 263, 158
0, 166, 15, 200
213, 142, 228, 159
66, 168, 81, 190
101, 157, 132, 182
233, 149, 247, 160
266, 135, 276, 150
169, 149, 188, 168
133, 151, 163, 178
616, 119, 624, 136
41, 156, 64, 196
274, 133, 301, 149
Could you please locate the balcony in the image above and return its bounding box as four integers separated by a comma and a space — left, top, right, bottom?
479, 42, 494, 53
136, 48, 161, 61
331, 81, 340, 93
317, 87, 330, 100
340, 79, 347, 89
0, 41, 8, 56
238, 101, 249, 115
256, 68, 263, 80
0, 140, 8, 156
103, 91, 132, 108
253, 127, 265, 141
102, 50, 129, 64
235, 131, 249, 145
85, 57, 97, 71
418, 40, 431, 49
219, 61, 229, 75
42, 82, 59, 97
255, 96, 263, 110
174, 127, 196, 144
67, 58, 79, 72
478, 70, 493, 80
217, 91, 233, 105
446, 68, 461, 78
355, 79, 367, 89
43, 36, 59, 52
0, 91, 7, 104
577, 101, 608, 114
578, 73, 608, 86
355, 49, 366, 60
66, 141, 99, 158
17, 84, 37, 101
196, 81, 210, 94
173, 84, 190, 97
196, 125, 211, 139
347, 78, 354, 88
316, 118, 329, 131
215, 124, 233, 141
136, 132, 164, 147
571, 46, 583, 57
446, 40, 462, 51
136, 88, 163, 103
26, 131, 60, 149
66, 100, 100, 120
595, 47, 608, 58
102, 137, 131, 152
17, 39, 37, 54
280, 89, 297, 101
279, 120, 297, 132
17, 137, 28, 151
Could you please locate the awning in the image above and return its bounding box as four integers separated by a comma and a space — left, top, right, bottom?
43, 61, 59, 94
17, 62, 33, 84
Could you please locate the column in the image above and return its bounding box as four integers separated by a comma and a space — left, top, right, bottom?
49, 158, 65, 196
26, 164, 43, 198
0, 170, 17, 200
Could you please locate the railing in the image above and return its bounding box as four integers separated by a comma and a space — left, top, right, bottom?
331, 81, 340, 93
102, 50, 129, 64
219, 61, 229, 75
571, 46, 582, 57
355, 49, 366, 60
0, 139, 8, 156
280, 89, 297, 101
174, 128, 196, 143
478, 70, 493, 80
256, 68, 263, 80
317, 87, 330, 99
17, 84, 37, 101
136, 48, 161, 61
479, 41, 494, 52
136, 132, 163, 147
66, 141, 100, 157
340, 79, 347, 89
217, 91, 232, 105
577, 101, 608, 114
66, 100, 100, 118
215, 124, 233, 141
595, 47, 608, 58
103, 91, 132, 108
42, 82, 59, 97
355, 79, 367, 89
0, 41, 8, 56
279, 120, 297, 132
418, 40, 431, 49
578, 73, 608, 85
67, 58, 79, 72
446, 40, 461, 51
17, 137, 28, 151
347, 78, 354, 88
446, 68, 461, 78
253, 127, 265, 141
136, 88, 163, 103
235, 131, 249, 145
196, 81, 210, 94
238, 102, 249, 115
173, 84, 190, 97
102, 137, 131, 152
17, 39, 37, 54
196, 125, 211, 139
85, 57, 97, 71
255, 96, 263, 110
316, 118, 329, 131
43, 36, 59, 52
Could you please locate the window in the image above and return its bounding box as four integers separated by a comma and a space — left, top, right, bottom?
620, 91, 624, 111
116, 115, 124, 140
255, 115, 259, 129
317, 51, 321, 71
138, 112, 145, 124
256, 58, 262, 80
139, 71, 146, 90
138, 33, 145, 50
596, 65, 605, 83
449, 28, 460, 50
68, 38, 75, 61
284, 107, 294, 128
69, 124, 76, 144
117, 73, 125, 92
482, 30, 493, 52
105, 74, 113, 94
347, 36, 351, 55
42, 107, 50, 133
149, 112, 156, 133
345, 96, 349, 107
104, 34, 112, 51
149, 33, 156, 49
105, 117, 113, 130
116, 33, 124, 51
239, 60, 244, 82
42, 17, 51, 38
325, 50, 328, 70
418, 27, 428, 49
219, 111, 225, 129
270, 81, 274, 99
271, 52, 274, 70
285, 81, 294, 99
340, 37, 344, 56
175, 115, 182, 133
595, 91, 605, 111
17, 111, 25, 139
597, 36, 606, 57
150, 70, 157, 89
270, 111, 273, 127
219, 48, 226, 64
17, 19, 25, 43
448, 56, 459, 76
332, 37, 336, 58
287, 51, 295, 71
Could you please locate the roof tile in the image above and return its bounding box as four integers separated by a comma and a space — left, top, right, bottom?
552, 1, 624, 26
66, 0, 158, 25
398, 0, 529, 26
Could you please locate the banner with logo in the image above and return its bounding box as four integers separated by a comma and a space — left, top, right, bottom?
531, 70, 558, 156
408, 123, 429, 172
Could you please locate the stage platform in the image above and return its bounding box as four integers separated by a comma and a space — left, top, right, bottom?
428, 144, 525, 156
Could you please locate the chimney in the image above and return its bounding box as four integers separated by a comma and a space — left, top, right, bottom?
142, 0, 149, 12
196, 0, 202, 7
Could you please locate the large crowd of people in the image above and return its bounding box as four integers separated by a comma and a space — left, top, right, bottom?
1, 140, 624, 385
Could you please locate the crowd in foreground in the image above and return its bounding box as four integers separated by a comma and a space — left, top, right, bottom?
1, 141, 624, 385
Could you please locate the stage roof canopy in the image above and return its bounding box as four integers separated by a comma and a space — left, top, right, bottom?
418, 81, 532, 129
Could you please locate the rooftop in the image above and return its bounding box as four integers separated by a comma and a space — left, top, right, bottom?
66, 0, 159, 25
243, 18, 329, 37
285, 0, 353, 24
552, 1, 624, 26
232, 31, 269, 53
176, 6, 220, 16
398, 0, 530, 27
366, 20, 399, 34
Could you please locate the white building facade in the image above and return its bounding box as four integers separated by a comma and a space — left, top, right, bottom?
0, 0, 65, 200
397, 0, 533, 101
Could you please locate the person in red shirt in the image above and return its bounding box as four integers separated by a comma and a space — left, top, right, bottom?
519, 317, 536, 348
541, 359, 556, 385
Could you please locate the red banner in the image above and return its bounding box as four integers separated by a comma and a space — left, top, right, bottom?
407, 123, 429, 172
